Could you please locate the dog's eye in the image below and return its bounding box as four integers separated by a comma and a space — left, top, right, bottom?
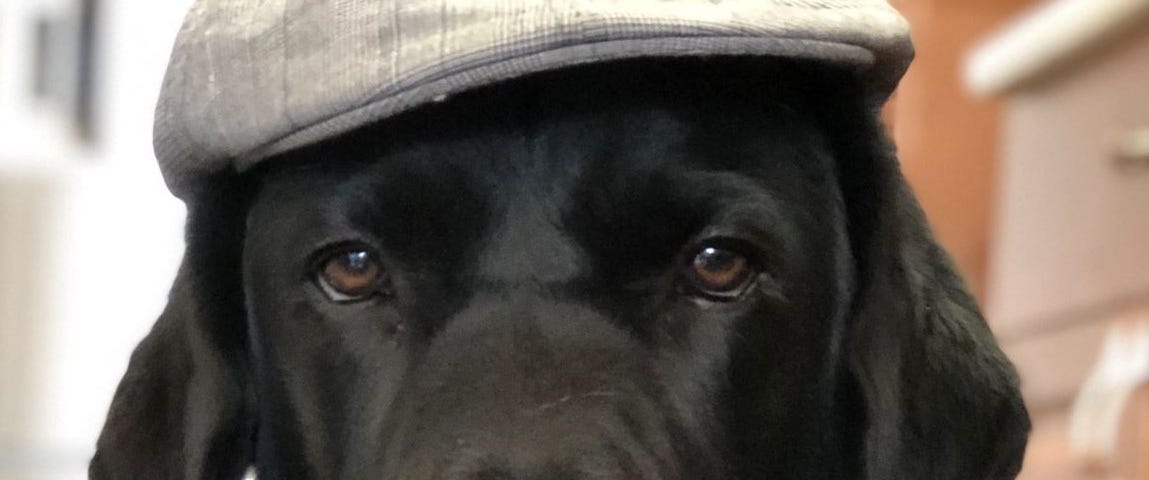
685, 246, 756, 301
315, 248, 386, 302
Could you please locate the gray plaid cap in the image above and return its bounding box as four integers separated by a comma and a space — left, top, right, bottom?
155, 0, 913, 199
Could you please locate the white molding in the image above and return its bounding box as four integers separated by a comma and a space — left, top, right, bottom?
964, 0, 1149, 96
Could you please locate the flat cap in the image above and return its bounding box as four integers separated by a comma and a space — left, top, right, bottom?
155, 0, 913, 199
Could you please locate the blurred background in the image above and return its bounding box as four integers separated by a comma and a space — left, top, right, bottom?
0, 0, 1146, 478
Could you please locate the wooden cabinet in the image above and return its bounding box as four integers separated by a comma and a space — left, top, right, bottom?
986, 25, 1149, 338
970, 8, 1149, 479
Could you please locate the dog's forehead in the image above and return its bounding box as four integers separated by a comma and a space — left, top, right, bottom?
246, 69, 838, 284
254, 67, 831, 205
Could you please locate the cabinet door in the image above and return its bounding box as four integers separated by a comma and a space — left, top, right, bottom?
988, 26, 1149, 337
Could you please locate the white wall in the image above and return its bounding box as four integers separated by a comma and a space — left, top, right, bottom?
0, 0, 192, 478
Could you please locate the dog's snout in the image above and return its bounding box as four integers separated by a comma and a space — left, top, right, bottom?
387, 392, 682, 480
462, 463, 599, 480
379, 299, 694, 479
442, 427, 670, 480
470, 467, 518, 480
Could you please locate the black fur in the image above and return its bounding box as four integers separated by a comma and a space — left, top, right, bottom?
91, 58, 1029, 479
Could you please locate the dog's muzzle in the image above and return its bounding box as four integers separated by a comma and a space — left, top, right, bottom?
375, 296, 710, 480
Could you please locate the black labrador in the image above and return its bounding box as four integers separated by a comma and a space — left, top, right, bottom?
91, 59, 1030, 479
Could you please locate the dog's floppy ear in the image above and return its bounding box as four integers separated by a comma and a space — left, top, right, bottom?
90, 175, 254, 479
829, 102, 1031, 478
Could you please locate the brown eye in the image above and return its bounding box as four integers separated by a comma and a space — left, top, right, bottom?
316, 248, 385, 302
686, 246, 756, 300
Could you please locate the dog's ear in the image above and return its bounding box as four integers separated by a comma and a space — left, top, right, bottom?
829, 103, 1031, 478
90, 175, 254, 479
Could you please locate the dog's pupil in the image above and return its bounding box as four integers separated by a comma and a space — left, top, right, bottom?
693, 247, 747, 290
322, 250, 379, 294
340, 251, 371, 273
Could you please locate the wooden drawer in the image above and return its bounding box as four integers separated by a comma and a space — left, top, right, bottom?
1007, 312, 1149, 479
987, 26, 1149, 338
1018, 388, 1149, 480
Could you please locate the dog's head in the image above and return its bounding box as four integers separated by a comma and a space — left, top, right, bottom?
91, 59, 1029, 479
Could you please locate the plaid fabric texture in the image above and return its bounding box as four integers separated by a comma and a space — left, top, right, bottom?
154, 0, 912, 199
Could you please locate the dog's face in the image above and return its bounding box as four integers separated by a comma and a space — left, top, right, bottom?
92, 60, 1030, 480
244, 63, 851, 478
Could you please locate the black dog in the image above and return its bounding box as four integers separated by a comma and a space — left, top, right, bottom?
91, 59, 1029, 479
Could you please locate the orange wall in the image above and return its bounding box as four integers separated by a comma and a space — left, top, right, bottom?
888, 0, 1042, 299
